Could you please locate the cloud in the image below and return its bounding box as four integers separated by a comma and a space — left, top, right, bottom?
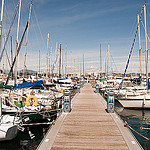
38, 1, 139, 28
59, 3, 81, 12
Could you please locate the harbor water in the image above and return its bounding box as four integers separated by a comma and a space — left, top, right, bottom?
115, 101, 150, 150
0, 125, 49, 150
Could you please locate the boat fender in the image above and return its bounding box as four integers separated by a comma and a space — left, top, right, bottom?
22, 116, 30, 124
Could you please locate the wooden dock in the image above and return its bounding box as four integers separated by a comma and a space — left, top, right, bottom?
38, 83, 142, 150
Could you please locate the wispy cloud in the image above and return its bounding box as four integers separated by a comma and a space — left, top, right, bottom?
59, 3, 81, 12
38, 2, 139, 28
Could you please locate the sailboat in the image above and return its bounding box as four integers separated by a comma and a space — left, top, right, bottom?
0, 114, 19, 141
0, 93, 21, 141
117, 4, 150, 109
0, 0, 29, 141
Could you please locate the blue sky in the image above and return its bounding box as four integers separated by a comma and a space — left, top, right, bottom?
1, 0, 150, 74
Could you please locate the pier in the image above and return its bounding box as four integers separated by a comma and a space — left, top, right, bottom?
38, 83, 142, 150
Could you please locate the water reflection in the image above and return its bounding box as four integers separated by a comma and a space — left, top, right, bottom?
115, 101, 150, 150
0, 125, 49, 150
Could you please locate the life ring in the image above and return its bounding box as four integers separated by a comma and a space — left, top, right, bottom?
62, 89, 65, 94
26, 96, 38, 106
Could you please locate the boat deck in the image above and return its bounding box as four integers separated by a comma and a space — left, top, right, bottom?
38, 83, 142, 150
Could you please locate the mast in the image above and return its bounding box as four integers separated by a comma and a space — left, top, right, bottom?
100, 44, 102, 77
23, 1, 32, 78
59, 44, 61, 78
80, 62, 81, 78
46, 32, 49, 78
144, 4, 148, 87
83, 53, 84, 77
65, 50, 67, 76
65, 45, 67, 76
11, 36, 13, 79
55, 42, 58, 75
62, 49, 64, 76
0, 0, 4, 54
105, 55, 106, 78
2, 49, 4, 81
6, 21, 28, 85
48, 46, 50, 74
74, 58, 75, 76
71, 51, 72, 76
0, 1, 20, 64
57, 49, 59, 76
111, 54, 113, 78
39, 50, 40, 75
107, 44, 110, 79
14, 0, 21, 84
0, 97, 2, 117
78, 56, 79, 77
11, 36, 13, 66
137, 14, 142, 85
50, 46, 52, 76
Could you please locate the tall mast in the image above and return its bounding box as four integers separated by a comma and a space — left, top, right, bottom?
0, 1, 20, 64
65, 50, 67, 76
62, 49, 64, 76
10, 36, 13, 65
23, 1, 32, 78
49, 46, 50, 74
144, 4, 148, 87
50, 46, 52, 76
80, 62, 81, 78
74, 58, 75, 76
39, 50, 40, 75
78, 56, 79, 77
2, 47, 4, 80
71, 51, 72, 76
15, 0, 21, 84
46, 32, 49, 78
65, 45, 67, 76
100, 44, 102, 77
55, 42, 58, 75
0, 0, 4, 54
105, 55, 106, 78
0, 97, 2, 117
107, 44, 110, 79
11, 36, 13, 79
59, 44, 61, 78
137, 14, 142, 85
83, 53, 84, 77
111, 54, 113, 78
6, 21, 29, 85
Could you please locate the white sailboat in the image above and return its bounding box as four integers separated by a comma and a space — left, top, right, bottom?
0, 96, 20, 141
117, 4, 150, 109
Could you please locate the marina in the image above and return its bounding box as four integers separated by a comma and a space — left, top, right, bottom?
1, 0, 150, 150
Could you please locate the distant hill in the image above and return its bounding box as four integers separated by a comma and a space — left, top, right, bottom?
1, 69, 37, 74
19, 69, 37, 74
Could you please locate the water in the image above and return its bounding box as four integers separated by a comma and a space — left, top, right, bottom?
115, 101, 150, 150
0, 125, 50, 150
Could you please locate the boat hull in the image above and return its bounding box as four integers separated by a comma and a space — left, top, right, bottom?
0, 124, 18, 141
118, 99, 150, 109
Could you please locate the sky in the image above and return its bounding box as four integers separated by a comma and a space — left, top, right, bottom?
1, 0, 150, 74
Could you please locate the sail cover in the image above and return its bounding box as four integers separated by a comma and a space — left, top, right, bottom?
0, 84, 14, 90
14, 80, 43, 89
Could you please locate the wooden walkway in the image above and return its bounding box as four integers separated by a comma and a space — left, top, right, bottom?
38, 83, 142, 150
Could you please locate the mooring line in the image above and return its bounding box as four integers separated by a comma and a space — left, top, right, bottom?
124, 122, 150, 141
